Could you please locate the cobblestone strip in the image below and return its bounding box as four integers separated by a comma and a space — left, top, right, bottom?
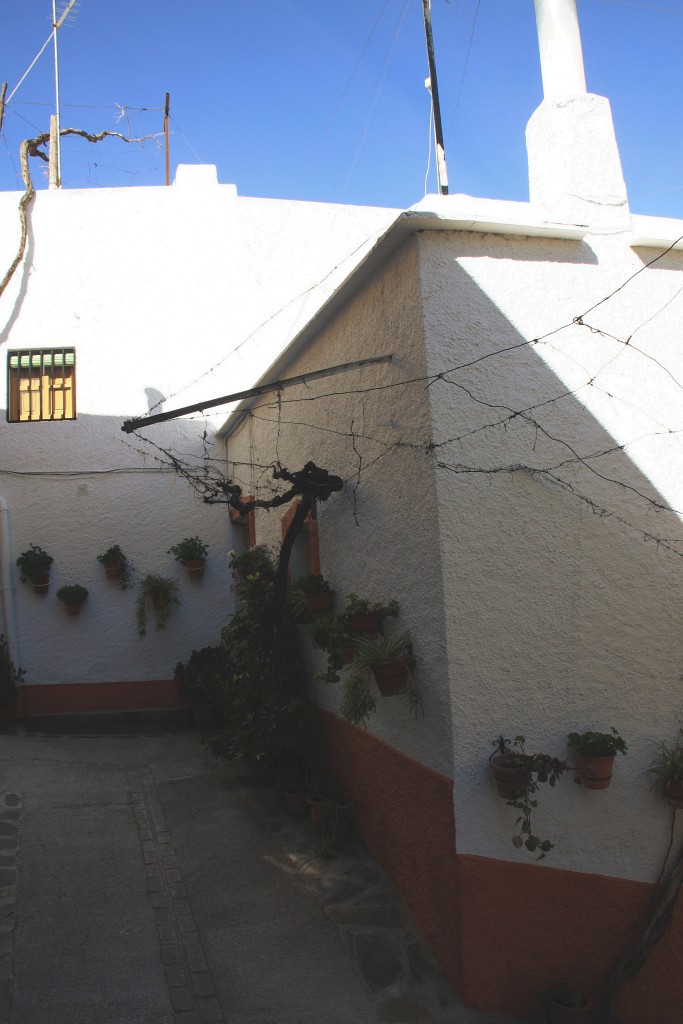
0, 792, 22, 1024
128, 770, 225, 1024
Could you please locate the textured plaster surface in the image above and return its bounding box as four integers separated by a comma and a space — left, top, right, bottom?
418, 227, 683, 883
227, 238, 454, 776
0, 172, 395, 687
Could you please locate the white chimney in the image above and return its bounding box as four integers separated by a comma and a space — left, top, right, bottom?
527, 0, 630, 230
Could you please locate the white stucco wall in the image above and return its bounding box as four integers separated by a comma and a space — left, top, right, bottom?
0, 170, 396, 687
418, 224, 683, 883
225, 238, 454, 776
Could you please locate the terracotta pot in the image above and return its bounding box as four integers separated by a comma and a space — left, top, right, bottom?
65, 603, 83, 617
491, 754, 531, 800
348, 612, 382, 635
664, 778, 683, 809
305, 591, 334, 619
285, 791, 309, 816
575, 753, 615, 790
545, 996, 592, 1024
184, 558, 205, 579
307, 799, 325, 825
339, 647, 355, 666
32, 576, 50, 595
151, 593, 166, 611
372, 659, 407, 696
104, 563, 122, 580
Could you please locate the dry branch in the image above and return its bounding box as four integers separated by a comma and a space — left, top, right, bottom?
0, 127, 162, 303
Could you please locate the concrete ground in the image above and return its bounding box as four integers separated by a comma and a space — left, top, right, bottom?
0, 728, 528, 1024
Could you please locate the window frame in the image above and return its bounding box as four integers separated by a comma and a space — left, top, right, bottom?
7, 348, 77, 424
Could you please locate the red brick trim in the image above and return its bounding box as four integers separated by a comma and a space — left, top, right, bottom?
17, 679, 182, 717
230, 497, 256, 546
313, 708, 460, 990
281, 500, 320, 575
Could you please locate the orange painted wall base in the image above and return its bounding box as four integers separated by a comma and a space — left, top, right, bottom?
314, 709, 683, 1024
314, 708, 461, 991
16, 678, 182, 718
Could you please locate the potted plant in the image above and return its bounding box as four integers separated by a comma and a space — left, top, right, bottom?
16, 543, 53, 595
297, 574, 334, 618
351, 629, 412, 696
0, 636, 23, 731
168, 536, 208, 579
136, 574, 180, 636
342, 593, 399, 635
174, 645, 228, 732
275, 757, 311, 816
491, 736, 570, 859
56, 584, 89, 617
567, 727, 627, 790
340, 631, 422, 728
97, 544, 131, 585
542, 984, 592, 1023
647, 734, 683, 809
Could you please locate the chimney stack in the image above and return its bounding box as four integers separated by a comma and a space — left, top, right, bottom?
527, 0, 629, 230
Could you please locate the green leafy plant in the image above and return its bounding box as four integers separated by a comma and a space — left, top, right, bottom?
167, 536, 208, 562
16, 543, 53, 584
97, 544, 132, 587
493, 736, 570, 860
136, 574, 179, 636
174, 645, 230, 710
309, 612, 354, 683
296, 573, 331, 594
97, 544, 126, 567
343, 593, 399, 621
56, 584, 89, 606
567, 727, 627, 757
648, 736, 683, 785
341, 630, 421, 727
0, 636, 24, 709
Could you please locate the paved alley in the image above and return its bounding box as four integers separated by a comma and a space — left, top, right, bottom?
0, 730, 524, 1024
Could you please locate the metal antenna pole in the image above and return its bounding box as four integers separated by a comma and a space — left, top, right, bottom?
52, 0, 61, 187
164, 93, 170, 185
50, 0, 78, 188
422, 0, 449, 195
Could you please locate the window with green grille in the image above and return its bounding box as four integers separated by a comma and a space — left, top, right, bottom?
7, 349, 76, 423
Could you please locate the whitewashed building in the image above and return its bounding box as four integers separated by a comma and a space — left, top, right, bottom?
219, 3, 683, 1021
0, 164, 395, 716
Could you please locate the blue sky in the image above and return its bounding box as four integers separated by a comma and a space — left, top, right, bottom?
1, 1, 682, 216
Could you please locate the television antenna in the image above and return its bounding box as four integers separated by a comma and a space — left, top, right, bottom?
50, 0, 79, 187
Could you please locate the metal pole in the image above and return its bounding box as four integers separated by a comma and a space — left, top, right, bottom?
422, 0, 448, 195
164, 92, 170, 186
121, 353, 394, 433
51, 0, 61, 187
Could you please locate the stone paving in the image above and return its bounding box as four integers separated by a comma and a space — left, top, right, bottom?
226, 765, 525, 1024
0, 728, 526, 1024
0, 793, 21, 1024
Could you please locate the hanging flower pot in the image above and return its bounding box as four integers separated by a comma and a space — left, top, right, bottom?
183, 558, 206, 580
57, 584, 89, 617
575, 753, 615, 790
568, 729, 627, 790
17, 544, 53, 595
491, 754, 532, 800
372, 658, 408, 696
663, 778, 683, 809
348, 612, 382, 635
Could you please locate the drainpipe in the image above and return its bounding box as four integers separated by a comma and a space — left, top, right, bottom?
0, 496, 21, 673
